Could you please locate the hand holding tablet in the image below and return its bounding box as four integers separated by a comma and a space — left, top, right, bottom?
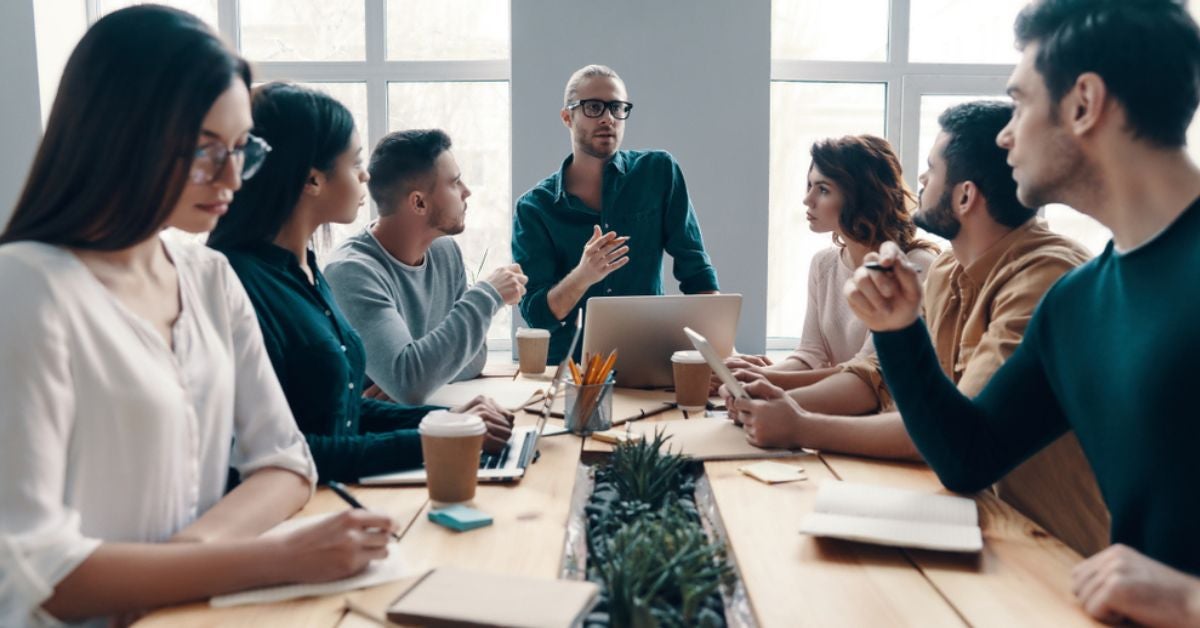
683, 327, 750, 402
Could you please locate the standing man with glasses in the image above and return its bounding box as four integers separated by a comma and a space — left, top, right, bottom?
512, 64, 720, 364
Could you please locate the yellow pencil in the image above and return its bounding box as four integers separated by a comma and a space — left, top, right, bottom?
585, 354, 601, 385
597, 350, 618, 384
568, 360, 582, 385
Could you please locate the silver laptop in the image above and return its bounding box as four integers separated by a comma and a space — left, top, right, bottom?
582, 294, 741, 388
358, 312, 583, 486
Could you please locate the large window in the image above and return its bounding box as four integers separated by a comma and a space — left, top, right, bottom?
33, 0, 513, 342
767, 0, 1113, 344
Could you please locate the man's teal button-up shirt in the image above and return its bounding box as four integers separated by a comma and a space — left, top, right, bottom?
512, 150, 719, 364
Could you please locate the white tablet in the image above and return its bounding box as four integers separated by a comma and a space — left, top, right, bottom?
683, 327, 749, 400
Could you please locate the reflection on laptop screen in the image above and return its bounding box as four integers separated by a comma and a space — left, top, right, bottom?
530, 311, 584, 459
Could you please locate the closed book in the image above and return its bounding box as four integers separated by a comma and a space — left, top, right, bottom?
387, 567, 599, 628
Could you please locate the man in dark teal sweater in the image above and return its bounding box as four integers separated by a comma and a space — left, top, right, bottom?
841, 0, 1200, 624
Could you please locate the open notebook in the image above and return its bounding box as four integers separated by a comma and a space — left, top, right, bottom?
209, 513, 408, 608
800, 481, 983, 553
425, 377, 549, 413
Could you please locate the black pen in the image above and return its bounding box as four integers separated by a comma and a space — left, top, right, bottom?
326, 480, 402, 541
864, 261, 923, 274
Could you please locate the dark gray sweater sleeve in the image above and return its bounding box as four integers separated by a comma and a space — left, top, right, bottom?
325, 257, 501, 405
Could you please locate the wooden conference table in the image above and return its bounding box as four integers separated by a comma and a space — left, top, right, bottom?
138, 364, 1099, 627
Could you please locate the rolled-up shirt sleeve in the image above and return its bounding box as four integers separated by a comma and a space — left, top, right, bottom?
839, 352, 891, 410
0, 262, 102, 627
222, 264, 317, 490
661, 154, 719, 293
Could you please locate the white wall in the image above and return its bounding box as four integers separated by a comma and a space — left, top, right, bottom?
511, 0, 771, 353
0, 0, 42, 228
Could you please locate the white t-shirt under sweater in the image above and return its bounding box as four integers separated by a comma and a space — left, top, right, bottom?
789, 245, 937, 368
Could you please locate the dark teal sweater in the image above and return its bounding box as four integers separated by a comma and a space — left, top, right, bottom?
876, 198, 1200, 574
218, 242, 442, 482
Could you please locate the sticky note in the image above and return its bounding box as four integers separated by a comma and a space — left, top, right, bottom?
738, 461, 807, 484
428, 504, 493, 532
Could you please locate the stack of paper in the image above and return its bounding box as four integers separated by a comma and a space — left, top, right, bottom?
800, 481, 983, 553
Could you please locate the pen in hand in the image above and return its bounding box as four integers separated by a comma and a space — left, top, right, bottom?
864, 261, 923, 274
326, 480, 402, 542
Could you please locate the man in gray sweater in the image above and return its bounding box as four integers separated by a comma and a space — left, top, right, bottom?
325, 129, 527, 404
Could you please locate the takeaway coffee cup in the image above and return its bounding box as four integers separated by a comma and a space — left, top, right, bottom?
419, 411, 486, 504
516, 327, 551, 374
671, 350, 711, 412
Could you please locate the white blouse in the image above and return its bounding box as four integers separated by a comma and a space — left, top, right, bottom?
0, 239, 316, 627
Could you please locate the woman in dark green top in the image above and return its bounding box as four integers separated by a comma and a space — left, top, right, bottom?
208, 82, 513, 482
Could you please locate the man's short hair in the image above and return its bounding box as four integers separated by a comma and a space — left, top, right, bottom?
563, 64, 623, 107
368, 129, 452, 216
1015, 0, 1200, 147
938, 101, 1037, 228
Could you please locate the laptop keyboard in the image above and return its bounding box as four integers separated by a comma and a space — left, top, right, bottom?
480, 443, 511, 470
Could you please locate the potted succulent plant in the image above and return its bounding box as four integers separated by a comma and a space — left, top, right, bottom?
583, 433, 734, 627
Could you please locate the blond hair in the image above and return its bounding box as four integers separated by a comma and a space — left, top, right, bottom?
563, 64, 623, 107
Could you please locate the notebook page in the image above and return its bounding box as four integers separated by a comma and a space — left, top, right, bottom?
812, 481, 978, 527
209, 513, 408, 608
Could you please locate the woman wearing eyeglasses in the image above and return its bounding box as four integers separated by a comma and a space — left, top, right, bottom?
0, 7, 396, 626
207, 82, 515, 482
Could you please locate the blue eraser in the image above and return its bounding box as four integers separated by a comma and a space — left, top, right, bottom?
428, 504, 493, 532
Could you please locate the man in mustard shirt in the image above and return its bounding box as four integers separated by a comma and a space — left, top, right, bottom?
723, 101, 1106, 554
725, 101, 1089, 453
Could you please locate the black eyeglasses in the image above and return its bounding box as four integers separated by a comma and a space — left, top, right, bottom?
566, 99, 634, 120
188, 134, 272, 185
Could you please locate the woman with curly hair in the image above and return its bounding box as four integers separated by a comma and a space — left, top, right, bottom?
723, 135, 938, 392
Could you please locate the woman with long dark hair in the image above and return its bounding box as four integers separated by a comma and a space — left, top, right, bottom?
724, 135, 938, 390
208, 82, 514, 482
0, 7, 393, 625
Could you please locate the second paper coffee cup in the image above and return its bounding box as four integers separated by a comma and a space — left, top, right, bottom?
515, 328, 551, 374
671, 350, 711, 412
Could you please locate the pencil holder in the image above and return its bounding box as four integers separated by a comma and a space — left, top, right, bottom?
564, 378, 614, 436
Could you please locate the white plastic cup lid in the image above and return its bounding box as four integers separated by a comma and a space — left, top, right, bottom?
419, 410, 486, 437
671, 350, 706, 364
515, 328, 550, 338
